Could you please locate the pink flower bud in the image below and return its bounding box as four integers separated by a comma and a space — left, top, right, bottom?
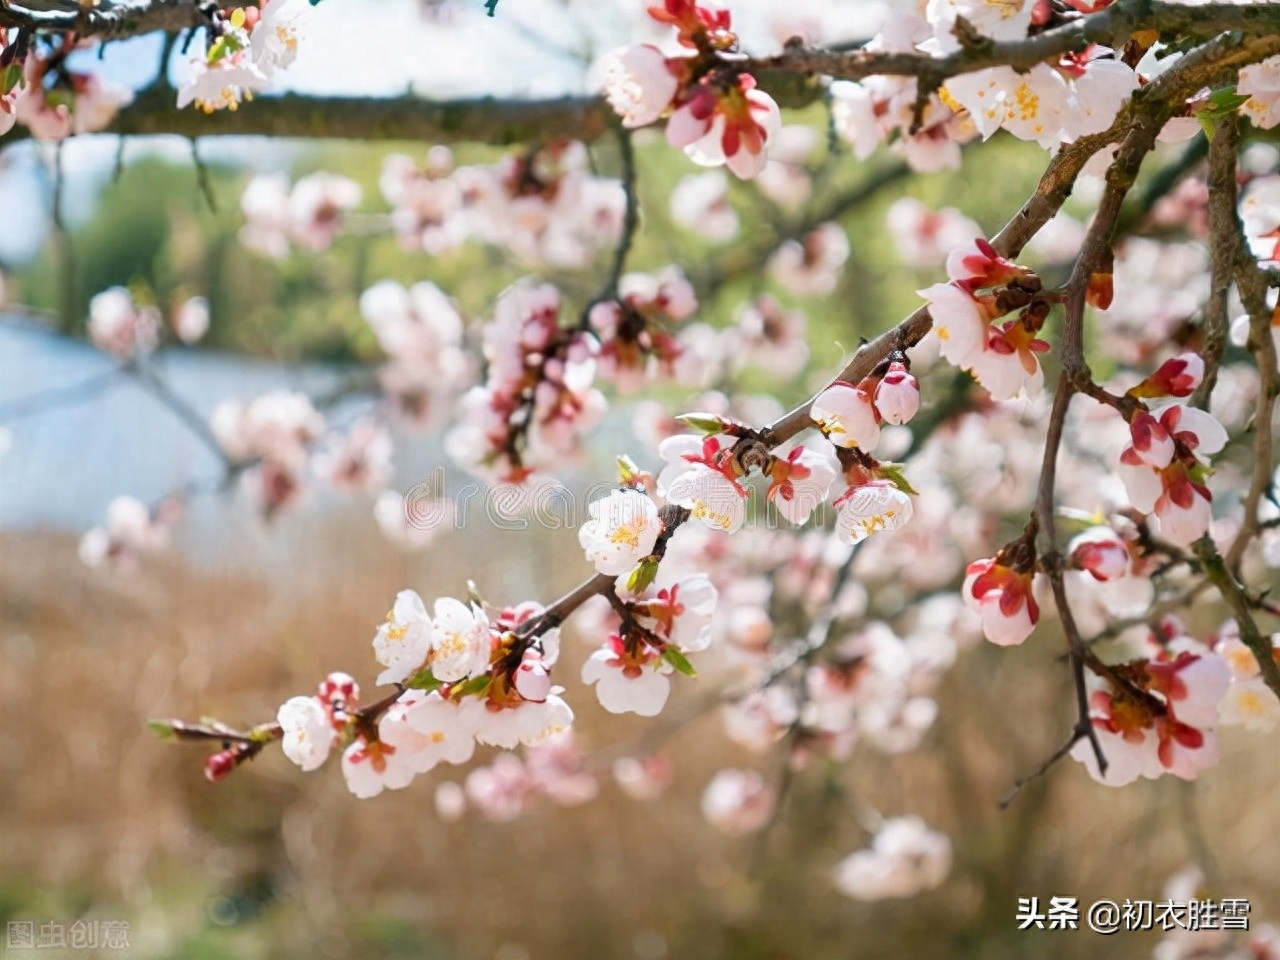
320, 671, 359, 703
873, 362, 920, 425
514, 650, 552, 703
1132, 352, 1205, 399
1126, 412, 1174, 468
1068, 528, 1129, 581
204, 749, 238, 783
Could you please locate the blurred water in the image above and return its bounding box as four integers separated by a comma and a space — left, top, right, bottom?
0, 321, 402, 573
0, 319, 613, 590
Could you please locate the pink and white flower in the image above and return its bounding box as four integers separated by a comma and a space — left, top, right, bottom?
600, 44, 680, 129
811, 381, 880, 451
1116, 404, 1227, 547
669, 171, 739, 243
765, 445, 837, 525
372, 589, 436, 686
428, 597, 492, 684
87, 287, 161, 359
667, 76, 782, 180
767, 223, 849, 298
657, 434, 748, 534
873, 362, 920, 425
834, 816, 952, 901
833, 481, 914, 545
701, 768, 774, 835
581, 643, 671, 717
277, 695, 335, 772
963, 558, 1039, 647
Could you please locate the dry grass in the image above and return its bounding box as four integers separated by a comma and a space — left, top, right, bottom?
1, 524, 1277, 960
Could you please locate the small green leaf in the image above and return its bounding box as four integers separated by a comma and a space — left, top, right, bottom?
878, 462, 919, 497
675, 412, 726, 435
0, 63, 22, 97
662, 648, 697, 678
1195, 87, 1251, 140
451, 674, 492, 699
406, 668, 444, 692
147, 719, 176, 739
206, 32, 245, 65
625, 557, 659, 594
616, 454, 641, 486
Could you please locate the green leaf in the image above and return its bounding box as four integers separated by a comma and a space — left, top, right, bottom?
147, 719, 176, 739
878, 462, 919, 497
625, 557, 659, 594
0, 63, 22, 97
616, 454, 641, 486
405, 668, 443, 692
206, 32, 245, 65
1195, 87, 1251, 140
675, 412, 726, 435
662, 648, 697, 678
451, 674, 492, 699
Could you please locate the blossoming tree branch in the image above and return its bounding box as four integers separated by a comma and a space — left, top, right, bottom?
6, 0, 1280, 904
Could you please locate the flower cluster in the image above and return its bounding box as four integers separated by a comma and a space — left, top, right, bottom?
359, 280, 475, 429
177, 0, 309, 114
0, 38, 133, 140
455, 141, 626, 269
211, 389, 326, 514
833, 817, 952, 901
446, 281, 604, 484
275, 593, 575, 798
600, 0, 781, 178
87, 287, 161, 360
919, 238, 1050, 401
588, 267, 699, 393
239, 171, 363, 258
1070, 619, 1231, 787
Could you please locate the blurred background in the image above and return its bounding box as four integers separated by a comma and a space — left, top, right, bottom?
2, 1, 1278, 958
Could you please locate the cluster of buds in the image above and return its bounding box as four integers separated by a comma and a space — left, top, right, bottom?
920, 239, 1052, 401
601, 0, 780, 178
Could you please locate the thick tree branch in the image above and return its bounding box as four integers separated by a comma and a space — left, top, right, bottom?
1190, 114, 1241, 410
0, 0, 250, 36
0, 86, 614, 147
749, 1, 1280, 95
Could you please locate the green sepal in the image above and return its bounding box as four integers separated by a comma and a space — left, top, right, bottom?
450, 674, 492, 699
625, 556, 659, 594
617, 454, 641, 486
877, 462, 919, 497
662, 647, 697, 678
1196, 87, 1251, 141
405, 668, 444, 692
147, 719, 176, 739
676, 412, 727, 435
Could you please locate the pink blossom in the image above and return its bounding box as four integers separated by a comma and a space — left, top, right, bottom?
873, 362, 920, 425
701, 768, 774, 835
600, 44, 680, 129
963, 558, 1039, 647
811, 381, 880, 451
